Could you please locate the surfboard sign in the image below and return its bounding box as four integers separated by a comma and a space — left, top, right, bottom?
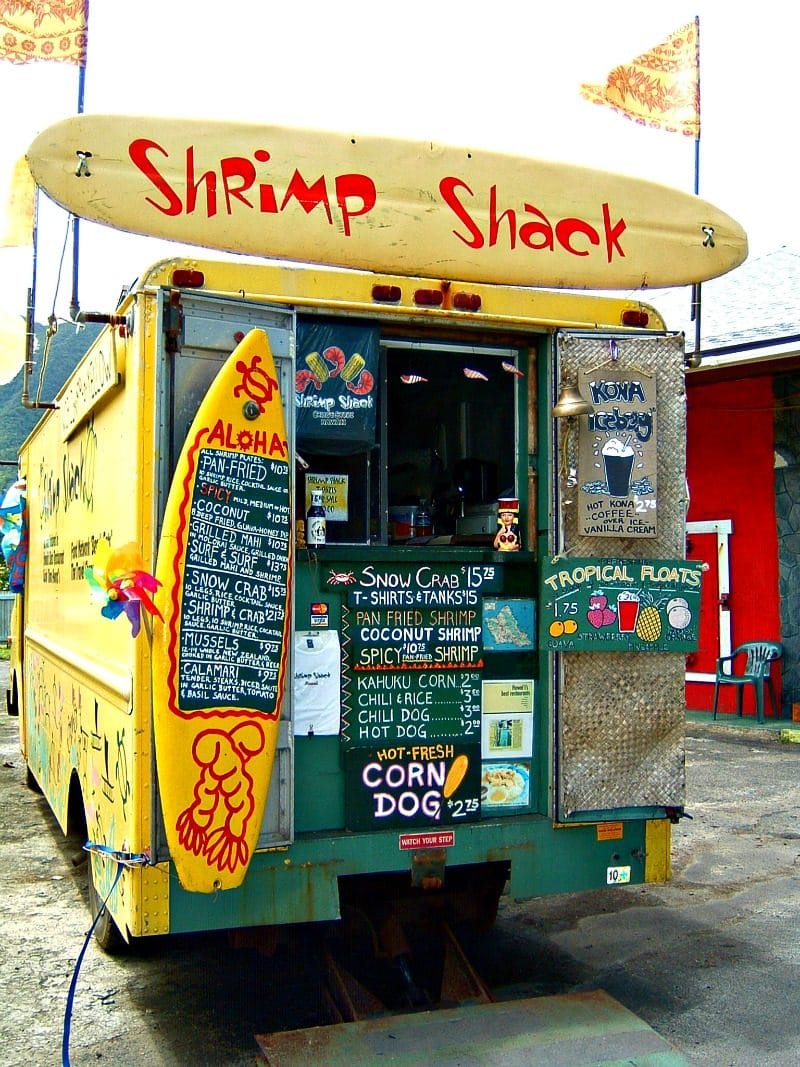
27, 114, 747, 290
152, 328, 291, 893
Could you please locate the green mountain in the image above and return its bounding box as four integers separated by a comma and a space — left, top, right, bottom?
0, 321, 101, 470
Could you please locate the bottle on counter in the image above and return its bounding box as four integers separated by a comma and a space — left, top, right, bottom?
306, 489, 327, 547
416, 500, 433, 538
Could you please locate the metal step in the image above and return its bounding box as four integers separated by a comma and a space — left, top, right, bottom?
256, 988, 690, 1065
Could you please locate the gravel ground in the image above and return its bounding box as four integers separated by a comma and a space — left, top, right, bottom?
2, 656, 799, 1066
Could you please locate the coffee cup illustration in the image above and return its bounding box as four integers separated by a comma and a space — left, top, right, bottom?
602, 438, 635, 497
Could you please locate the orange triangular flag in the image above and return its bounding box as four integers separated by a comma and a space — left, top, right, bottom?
0, 157, 35, 247
581, 19, 700, 138
0, 0, 88, 65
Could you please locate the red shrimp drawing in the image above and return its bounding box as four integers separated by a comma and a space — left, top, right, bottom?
322, 346, 345, 377
346, 369, 375, 395
295, 369, 321, 393
176, 722, 266, 874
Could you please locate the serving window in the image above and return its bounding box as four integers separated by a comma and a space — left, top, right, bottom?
294, 315, 523, 545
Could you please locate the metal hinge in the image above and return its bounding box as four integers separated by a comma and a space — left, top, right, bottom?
164, 288, 184, 354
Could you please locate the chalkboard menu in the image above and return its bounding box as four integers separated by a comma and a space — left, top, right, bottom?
577, 366, 658, 539
348, 602, 484, 671
178, 447, 291, 712
344, 741, 482, 831
326, 561, 504, 829
343, 666, 482, 745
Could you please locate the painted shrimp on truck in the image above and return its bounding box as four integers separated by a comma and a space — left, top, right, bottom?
5, 119, 743, 1018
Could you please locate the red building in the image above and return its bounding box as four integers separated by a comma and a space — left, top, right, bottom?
652, 247, 800, 717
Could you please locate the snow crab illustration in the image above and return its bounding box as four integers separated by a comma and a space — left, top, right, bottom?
327, 570, 357, 586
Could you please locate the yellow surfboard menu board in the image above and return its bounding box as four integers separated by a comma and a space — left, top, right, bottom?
27, 114, 747, 289
152, 329, 291, 892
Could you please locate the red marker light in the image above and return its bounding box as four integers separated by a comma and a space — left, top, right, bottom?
372, 284, 402, 302
621, 309, 649, 327
453, 292, 481, 312
413, 289, 444, 306
171, 269, 205, 288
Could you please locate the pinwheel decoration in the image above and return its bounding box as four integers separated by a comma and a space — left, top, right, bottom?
0, 479, 27, 592
85, 539, 163, 637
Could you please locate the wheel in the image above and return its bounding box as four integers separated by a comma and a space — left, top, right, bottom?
87, 854, 128, 954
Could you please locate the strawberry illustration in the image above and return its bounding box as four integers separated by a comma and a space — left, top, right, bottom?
587, 594, 617, 628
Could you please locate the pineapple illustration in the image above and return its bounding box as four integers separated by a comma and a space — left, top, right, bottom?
635, 593, 663, 643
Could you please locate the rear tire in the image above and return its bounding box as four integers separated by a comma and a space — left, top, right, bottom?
87, 855, 128, 954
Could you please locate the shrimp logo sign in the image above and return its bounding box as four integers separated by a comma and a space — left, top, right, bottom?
295, 321, 379, 444
176, 723, 265, 874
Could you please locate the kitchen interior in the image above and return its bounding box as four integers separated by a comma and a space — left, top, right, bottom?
385, 342, 519, 544
297, 338, 522, 546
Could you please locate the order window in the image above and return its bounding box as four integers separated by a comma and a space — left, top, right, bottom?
294, 315, 522, 546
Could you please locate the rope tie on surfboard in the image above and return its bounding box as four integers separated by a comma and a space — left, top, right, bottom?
61, 844, 149, 1067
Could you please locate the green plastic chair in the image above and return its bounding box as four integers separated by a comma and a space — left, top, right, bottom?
712, 641, 783, 722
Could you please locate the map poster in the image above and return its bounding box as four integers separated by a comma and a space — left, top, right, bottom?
481, 598, 536, 651
577, 365, 658, 539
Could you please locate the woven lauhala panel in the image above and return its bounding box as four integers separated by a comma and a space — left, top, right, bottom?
554, 332, 686, 815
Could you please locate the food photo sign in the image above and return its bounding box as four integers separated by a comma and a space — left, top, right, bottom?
577, 365, 658, 538
541, 556, 703, 652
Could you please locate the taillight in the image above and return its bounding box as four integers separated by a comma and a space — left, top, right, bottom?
453, 292, 481, 312
372, 284, 402, 303
621, 309, 649, 327
171, 269, 205, 288
413, 289, 444, 306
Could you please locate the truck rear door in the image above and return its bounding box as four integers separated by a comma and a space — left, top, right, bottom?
153, 290, 296, 855
547, 330, 690, 821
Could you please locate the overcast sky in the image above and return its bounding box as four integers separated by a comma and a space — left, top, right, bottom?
0, 0, 797, 376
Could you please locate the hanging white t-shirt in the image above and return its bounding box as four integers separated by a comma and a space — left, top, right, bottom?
293, 630, 341, 736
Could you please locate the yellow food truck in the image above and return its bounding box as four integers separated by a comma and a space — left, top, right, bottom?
6, 118, 746, 967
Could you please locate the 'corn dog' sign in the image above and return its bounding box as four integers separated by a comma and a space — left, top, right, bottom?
344, 743, 481, 830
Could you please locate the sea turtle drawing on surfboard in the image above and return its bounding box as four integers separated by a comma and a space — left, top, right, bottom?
152, 328, 291, 893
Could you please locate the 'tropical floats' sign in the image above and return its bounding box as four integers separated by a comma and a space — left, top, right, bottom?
541, 556, 703, 652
